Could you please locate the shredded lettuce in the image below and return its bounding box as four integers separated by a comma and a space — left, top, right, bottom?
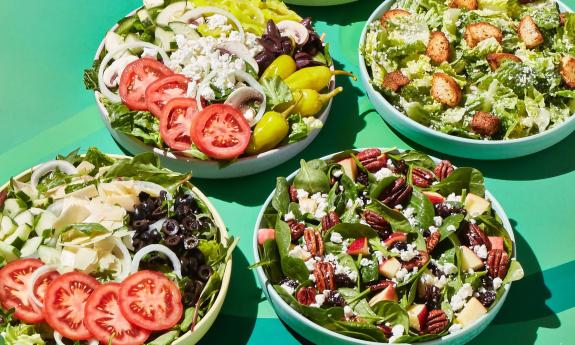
4, 324, 44, 345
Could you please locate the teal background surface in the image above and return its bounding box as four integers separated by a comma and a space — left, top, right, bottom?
0, 0, 573, 343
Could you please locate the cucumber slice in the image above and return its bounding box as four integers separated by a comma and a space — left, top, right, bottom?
0, 216, 16, 240
3, 198, 26, 218
38, 245, 61, 266
144, 0, 164, 9
154, 27, 176, 52
35, 211, 57, 238
0, 242, 20, 263
156, 1, 192, 27
125, 34, 145, 55
137, 9, 155, 28
115, 15, 139, 35
14, 210, 34, 227
168, 21, 200, 40
4, 224, 33, 250
105, 31, 125, 58
20, 237, 42, 258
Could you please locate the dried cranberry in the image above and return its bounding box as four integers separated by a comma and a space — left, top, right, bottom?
435, 202, 467, 218
425, 285, 441, 310
422, 228, 431, 237
481, 275, 494, 289
324, 291, 346, 307
477, 290, 496, 307
377, 227, 392, 241
279, 278, 299, 291
357, 171, 369, 186
334, 274, 355, 288
392, 241, 408, 252
392, 159, 408, 175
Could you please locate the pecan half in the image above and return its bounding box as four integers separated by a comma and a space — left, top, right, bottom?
304, 228, 324, 257
368, 280, 395, 292
289, 185, 298, 202
358, 148, 387, 172
321, 211, 340, 232
288, 220, 305, 242
378, 324, 393, 338
314, 262, 335, 293
426, 310, 448, 334
296, 287, 316, 305
434, 160, 454, 181
412, 167, 436, 188
403, 251, 430, 271
379, 177, 413, 207
487, 249, 509, 279
426, 232, 441, 253
392, 159, 408, 175
460, 223, 490, 250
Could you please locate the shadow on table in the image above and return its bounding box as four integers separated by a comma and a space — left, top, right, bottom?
199, 248, 260, 344
383, 122, 575, 180
469, 219, 561, 345
293, 0, 382, 26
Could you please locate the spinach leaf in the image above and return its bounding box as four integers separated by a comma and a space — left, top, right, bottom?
325, 223, 379, 240
369, 238, 399, 258
476, 215, 513, 254
254, 239, 283, 284
438, 214, 465, 241
307, 159, 328, 172
293, 160, 330, 194
274, 219, 292, 259
409, 189, 435, 229
371, 301, 409, 330
272, 177, 290, 215
197, 240, 226, 267
337, 253, 360, 284
365, 200, 412, 232
281, 256, 310, 283
464, 270, 488, 289
360, 260, 379, 283
388, 150, 436, 170
394, 333, 443, 343
340, 200, 361, 223
352, 299, 377, 318
36, 168, 72, 193
431, 167, 485, 197
340, 174, 359, 201
400, 279, 419, 309
180, 307, 196, 331
368, 176, 397, 199
260, 76, 293, 109
274, 285, 344, 327
503, 259, 524, 284
60, 223, 109, 243
334, 321, 388, 342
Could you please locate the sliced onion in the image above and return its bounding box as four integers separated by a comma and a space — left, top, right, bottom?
54, 331, 65, 345
195, 71, 217, 111
31, 161, 78, 190
149, 218, 167, 233
133, 181, 172, 200
113, 238, 132, 282
182, 7, 244, 42
97, 42, 171, 103
46, 198, 65, 216
131, 244, 182, 279
88, 340, 99, 345
28, 265, 58, 308
216, 41, 259, 74
234, 70, 267, 126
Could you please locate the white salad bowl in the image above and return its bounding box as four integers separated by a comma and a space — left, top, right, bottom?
358, 0, 575, 160
93, 8, 334, 179
253, 148, 517, 345
1, 154, 233, 345
284, 0, 358, 6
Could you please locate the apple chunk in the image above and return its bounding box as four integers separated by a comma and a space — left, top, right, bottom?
422, 191, 445, 204
368, 285, 398, 306
407, 304, 428, 332
464, 193, 490, 217
383, 232, 407, 247
347, 237, 369, 256
338, 158, 358, 181
488, 236, 504, 251
378, 257, 402, 279
457, 297, 487, 327
258, 228, 275, 245
460, 246, 484, 271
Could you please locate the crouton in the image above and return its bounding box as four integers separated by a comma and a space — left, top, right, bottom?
450, 0, 478, 10
431, 73, 461, 107
380, 9, 411, 25
560, 13, 566, 26
426, 32, 451, 64
518, 16, 544, 49
560, 56, 575, 88
486, 53, 522, 70
383, 71, 410, 92
464, 22, 503, 48
471, 111, 501, 137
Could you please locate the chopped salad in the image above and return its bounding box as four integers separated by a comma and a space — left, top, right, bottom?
362, 0, 575, 140
0, 148, 235, 345
255, 148, 523, 343
85, 0, 353, 163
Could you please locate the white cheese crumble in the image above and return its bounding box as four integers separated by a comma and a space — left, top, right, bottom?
450, 283, 473, 311
448, 323, 463, 333
309, 273, 316, 282
283, 211, 295, 222
335, 264, 358, 282
373, 251, 384, 264
310, 294, 326, 308
470, 218, 477, 224
289, 245, 310, 261
310, 192, 329, 218
429, 225, 439, 234
389, 324, 405, 343
391, 243, 419, 262
402, 207, 415, 218
473, 244, 488, 259
447, 193, 462, 202
344, 305, 354, 319
433, 216, 443, 227
330, 232, 343, 244
493, 277, 503, 290
281, 283, 295, 295
374, 168, 393, 181
206, 14, 232, 31
305, 257, 317, 272
446, 224, 457, 232
394, 204, 403, 210
332, 169, 343, 178
443, 262, 458, 275
296, 189, 309, 199
360, 258, 373, 267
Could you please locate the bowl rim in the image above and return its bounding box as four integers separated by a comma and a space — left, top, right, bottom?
0, 153, 233, 343
252, 148, 517, 345
357, 0, 575, 146
92, 5, 333, 167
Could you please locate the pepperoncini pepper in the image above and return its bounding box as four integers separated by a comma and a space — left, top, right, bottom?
284, 66, 356, 91
245, 103, 297, 155
260, 55, 297, 81
292, 87, 343, 116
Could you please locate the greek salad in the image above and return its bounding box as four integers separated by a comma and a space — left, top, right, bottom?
362, 0, 575, 140
0, 148, 235, 345
85, 0, 353, 162
255, 148, 523, 343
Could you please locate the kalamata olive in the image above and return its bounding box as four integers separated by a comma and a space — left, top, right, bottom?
192, 280, 205, 303
184, 236, 199, 250
165, 234, 183, 247
267, 19, 281, 40
175, 193, 195, 207
151, 206, 167, 219
255, 51, 276, 73
295, 58, 322, 69
175, 204, 193, 220
182, 216, 201, 233
159, 190, 168, 202
132, 219, 150, 232
301, 17, 313, 31
198, 265, 213, 281
182, 255, 199, 276
192, 249, 206, 264
132, 229, 162, 251
138, 192, 150, 202
132, 204, 147, 221
162, 219, 180, 236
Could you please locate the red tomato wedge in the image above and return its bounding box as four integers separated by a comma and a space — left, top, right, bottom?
145, 74, 189, 118
43, 271, 100, 340
159, 98, 199, 151
118, 270, 183, 331
119, 58, 173, 111
84, 283, 150, 345
0, 259, 57, 324
190, 104, 251, 160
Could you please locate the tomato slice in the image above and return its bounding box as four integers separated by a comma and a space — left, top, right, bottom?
190, 104, 251, 160
118, 270, 183, 331
0, 259, 52, 324
43, 271, 100, 340
159, 98, 198, 151
119, 58, 173, 111
145, 74, 189, 118
84, 283, 150, 345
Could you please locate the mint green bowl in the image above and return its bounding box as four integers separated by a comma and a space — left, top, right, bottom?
253, 149, 518, 345
358, 1, 575, 160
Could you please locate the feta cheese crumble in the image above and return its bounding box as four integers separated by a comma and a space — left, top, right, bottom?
374, 168, 393, 181
493, 277, 503, 290
473, 244, 488, 259
389, 324, 405, 343
281, 283, 295, 295
450, 283, 473, 311
330, 232, 343, 244
433, 216, 443, 227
